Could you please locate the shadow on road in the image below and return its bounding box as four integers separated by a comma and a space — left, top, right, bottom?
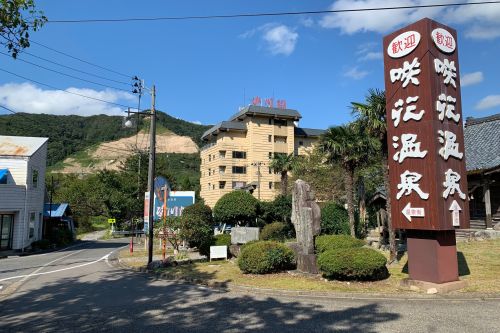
0, 267, 400, 332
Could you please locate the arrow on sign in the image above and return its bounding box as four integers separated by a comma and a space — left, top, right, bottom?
402, 202, 425, 222
449, 200, 462, 226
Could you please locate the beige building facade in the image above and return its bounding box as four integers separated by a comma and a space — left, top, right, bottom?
200, 105, 324, 207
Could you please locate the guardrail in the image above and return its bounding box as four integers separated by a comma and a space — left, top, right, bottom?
111, 230, 145, 236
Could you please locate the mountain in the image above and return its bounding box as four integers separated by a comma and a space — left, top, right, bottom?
0, 111, 211, 166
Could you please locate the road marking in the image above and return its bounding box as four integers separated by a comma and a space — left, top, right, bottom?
0, 242, 86, 261
0, 251, 113, 282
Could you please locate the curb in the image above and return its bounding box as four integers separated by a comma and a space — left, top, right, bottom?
114, 255, 500, 301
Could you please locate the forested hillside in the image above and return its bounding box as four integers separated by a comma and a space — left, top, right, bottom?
0, 111, 210, 165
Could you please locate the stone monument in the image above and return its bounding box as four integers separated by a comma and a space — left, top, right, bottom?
291, 179, 321, 273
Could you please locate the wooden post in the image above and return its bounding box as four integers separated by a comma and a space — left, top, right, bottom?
483, 181, 493, 229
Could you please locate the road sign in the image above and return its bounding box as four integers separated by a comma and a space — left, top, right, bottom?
108, 218, 116, 224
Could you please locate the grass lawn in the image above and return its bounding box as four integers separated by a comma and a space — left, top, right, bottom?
119, 239, 500, 294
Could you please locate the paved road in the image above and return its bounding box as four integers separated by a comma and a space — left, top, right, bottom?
0, 239, 499, 333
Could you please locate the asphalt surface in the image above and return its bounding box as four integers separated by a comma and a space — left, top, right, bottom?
0, 238, 499, 333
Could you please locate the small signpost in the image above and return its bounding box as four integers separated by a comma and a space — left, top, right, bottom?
108, 218, 116, 232
384, 18, 469, 285
210, 246, 228, 261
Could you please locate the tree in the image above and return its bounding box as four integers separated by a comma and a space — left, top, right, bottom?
351, 89, 397, 261
1, 0, 47, 58
213, 191, 259, 226
180, 202, 213, 248
269, 153, 295, 196
318, 124, 379, 237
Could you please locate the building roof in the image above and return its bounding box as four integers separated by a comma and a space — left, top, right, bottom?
294, 127, 325, 137
44, 203, 71, 218
229, 105, 302, 122
201, 121, 247, 140
0, 136, 48, 157
464, 113, 500, 172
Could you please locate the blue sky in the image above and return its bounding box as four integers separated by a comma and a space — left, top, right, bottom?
0, 0, 499, 130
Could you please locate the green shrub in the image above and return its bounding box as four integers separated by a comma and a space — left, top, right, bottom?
181, 202, 213, 248
260, 222, 287, 241
317, 247, 388, 281
31, 239, 52, 250
199, 233, 232, 258
315, 234, 365, 253
49, 229, 74, 247
213, 191, 259, 226
238, 241, 295, 274
320, 202, 350, 235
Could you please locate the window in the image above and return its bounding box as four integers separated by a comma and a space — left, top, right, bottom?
268, 135, 272, 142
299, 141, 304, 146
219, 166, 226, 174
212, 184, 215, 190
208, 168, 211, 176
29, 212, 35, 238
207, 183, 211, 190
232, 166, 246, 174
232, 151, 246, 159
268, 118, 272, 125
219, 181, 226, 189
274, 136, 287, 144
268, 152, 273, 159
232, 181, 246, 189
32, 169, 39, 189
208, 155, 211, 162
268, 167, 272, 174
268, 182, 273, 189
274, 119, 287, 127
219, 150, 226, 159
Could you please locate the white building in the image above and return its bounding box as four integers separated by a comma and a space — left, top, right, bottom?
0, 136, 48, 251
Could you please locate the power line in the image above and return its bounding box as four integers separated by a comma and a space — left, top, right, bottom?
0, 105, 42, 126
44, 1, 500, 23
0, 67, 134, 109
29, 40, 134, 79
0, 51, 132, 93
22, 50, 131, 86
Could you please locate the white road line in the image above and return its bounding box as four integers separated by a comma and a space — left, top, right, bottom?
17, 250, 84, 283
0, 242, 86, 261
0, 251, 113, 282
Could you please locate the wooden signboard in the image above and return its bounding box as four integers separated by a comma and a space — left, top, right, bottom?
383, 18, 470, 231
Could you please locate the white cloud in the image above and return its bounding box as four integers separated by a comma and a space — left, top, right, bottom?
319, 0, 500, 40
344, 66, 369, 80
240, 23, 299, 56
475, 95, 500, 110
355, 42, 383, 61
189, 120, 202, 125
358, 51, 383, 61
262, 25, 299, 56
300, 17, 315, 28
0, 82, 135, 116
461, 72, 483, 87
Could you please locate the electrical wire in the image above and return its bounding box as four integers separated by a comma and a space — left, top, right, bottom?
0, 67, 134, 109
29, 40, 134, 79
44, 1, 500, 23
0, 51, 132, 93
22, 50, 132, 86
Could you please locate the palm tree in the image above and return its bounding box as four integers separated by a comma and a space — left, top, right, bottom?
351, 88, 397, 261
269, 153, 295, 196
318, 124, 380, 237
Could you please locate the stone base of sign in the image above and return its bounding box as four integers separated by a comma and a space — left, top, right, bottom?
229, 244, 241, 258
296, 254, 319, 274
406, 229, 459, 284
400, 278, 468, 294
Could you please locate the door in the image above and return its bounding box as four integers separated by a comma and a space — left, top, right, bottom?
0, 214, 14, 250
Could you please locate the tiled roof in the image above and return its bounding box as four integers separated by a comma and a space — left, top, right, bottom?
229, 105, 301, 121
464, 113, 500, 172
201, 121, 247, 140
295, 127, 325, 137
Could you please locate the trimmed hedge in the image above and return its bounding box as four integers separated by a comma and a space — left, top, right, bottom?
317, 247, 388, 281
238, 241, 295, 274
181, 202, 213, 248
320, 202, 350, 235
315, 234, 365, 253
260, 222, 287, 241
213, 191, 259, 226
199, 233, 232, 258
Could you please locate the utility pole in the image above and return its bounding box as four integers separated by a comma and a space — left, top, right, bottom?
251, 161, 263, 200
147, 85, 156, 264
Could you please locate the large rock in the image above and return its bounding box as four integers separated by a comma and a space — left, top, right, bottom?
474, 229, 500, 240
231, 226, 259, 244
291, 179, 321, 273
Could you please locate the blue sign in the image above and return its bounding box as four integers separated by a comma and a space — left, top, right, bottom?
153, 176, 171, 222
166, 192, 196, 217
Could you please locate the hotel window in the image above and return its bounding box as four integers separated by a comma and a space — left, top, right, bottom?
219, 181, 226, 189
268, 152, 273, 159
219, 166, 226, 174
208, 155, 211, 162
232, 181, 246, 189
268, 118, 272, 125
208, 183, 211, 190
268, 167, 272, 174
232, 166, 246, 174
232, 151, 246, 159
219, 150, 226, 159
268, 135, 272, 142
268, 182, 273, 189
274, 119, 287, 127
274, 136, 287, 144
